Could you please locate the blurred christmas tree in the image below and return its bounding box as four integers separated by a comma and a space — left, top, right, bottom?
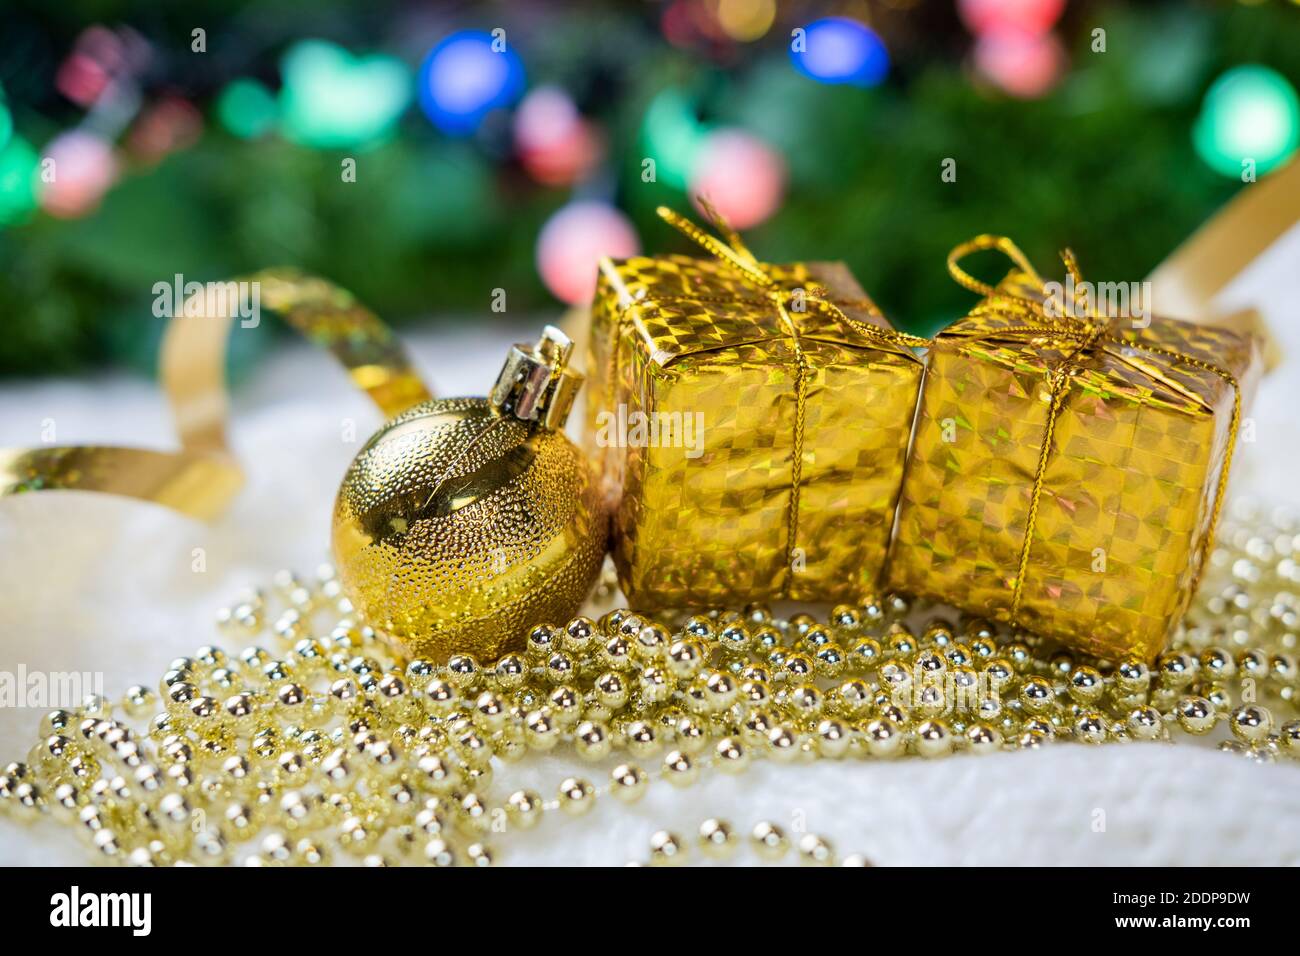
0, 0, 1297, 377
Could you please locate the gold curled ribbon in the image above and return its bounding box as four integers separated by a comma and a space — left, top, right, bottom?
946, 237, 1243, 623
656, 200, 928, 596
0, 269, 432, 520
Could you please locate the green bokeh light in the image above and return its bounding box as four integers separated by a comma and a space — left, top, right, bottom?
1193, 65, 1299, 177
216, 79, 278, 140
640, 89, 708, 189
0, 135, 40, 226
279, 40, 412, 149
0, 100, 12, 153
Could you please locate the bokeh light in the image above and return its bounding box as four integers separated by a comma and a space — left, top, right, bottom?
129, 96, 203, 162
56, 51, 114, 107
715, 0, 778, 42
973, 28, 1065, 99
641, 88, 708, 189
216, 80, 279, 140
536, 201, 640, 304
280, 40, 412, 148
790, 17, 890, 87
958, 0, 1066, 36
0, 90, 11, 154
514, 86, 603, 186
54, 26, 151, 108
0, 135, 40, 226
39, 131, 117, 219
418, 30, 525, 137
689, 128, 786, 229
1194, 65, 1300, 177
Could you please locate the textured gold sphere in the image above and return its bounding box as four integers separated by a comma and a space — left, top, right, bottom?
331, 397, 608, 663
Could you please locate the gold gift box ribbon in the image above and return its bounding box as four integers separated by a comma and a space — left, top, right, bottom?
942, 236, 1246, 622
651, 199, 928, 588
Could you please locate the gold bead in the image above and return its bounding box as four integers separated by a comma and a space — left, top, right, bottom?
563, 616, 597, 653
698, 818, 736, 858
1238, 649, 1269, 680
684, 614, 715, 639
1067, 666, 1104, 704
1230, 704, 1272, 743
473, 691, 508, 733
915, 719, 953, 757
1115, 658, 1150, 693
121, 686, 157, 719
1126, 706, 1164, 741
634, 623, 670, 662
558, 777, 596, 816
714, 737, 749, 772
424, 679, 459, 715
751, 821, 789, 861
864, 718, 903, 758
546, 652, 575, 684
416, 754, 461, 793
1157, 652, 1197, 689
704, 671, 738, 710
831, 604, 862, 629
1073, 712, 1107, 744
610, 763, 648, 803
965, 722, 1002, 751
782, 652, 814, 681
764, 723, 801, 762
1279, 719, 1300, 755
1018, 677, 1054, 714
667, 639, 705, 679
648, 830, 686, 866
718, 622, 751, 656
446, 654, 479, 690
674, 714, 709, 755
459, 792, 492, 833
493, 654, 527, 690
662, 750, 697, 786
848, 637, 883, 672
590, 637, 628, 677
424, 838, 457, 867
623, 719, 659, 757
815, 719, 850, 758
1175, 696, 1217, 735
506, 789, 544, 828
1199, 647, 1236, 680
639, 667, 671, 704
526, 624, 559, 662
798, 833, 836, 866
575, 721, 612, 761
524, 709, 560, 751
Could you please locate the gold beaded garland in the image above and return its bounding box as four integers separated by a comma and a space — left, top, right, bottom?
2, 503, 1299, 865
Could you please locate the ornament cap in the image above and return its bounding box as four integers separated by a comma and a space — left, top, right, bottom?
490, 325, 583, 429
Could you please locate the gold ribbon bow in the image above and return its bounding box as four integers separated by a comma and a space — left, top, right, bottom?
0, 270, 431, 519
655, 199, 928, 584
946, 236, 1243, 622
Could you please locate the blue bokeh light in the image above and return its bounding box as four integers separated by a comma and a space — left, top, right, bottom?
418, 30, 526, 136
790, 17, 889, 88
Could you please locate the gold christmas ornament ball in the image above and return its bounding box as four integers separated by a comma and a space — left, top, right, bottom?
331, 327, 609, 663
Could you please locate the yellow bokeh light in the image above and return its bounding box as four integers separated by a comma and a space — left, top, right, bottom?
715, 0, 777, 42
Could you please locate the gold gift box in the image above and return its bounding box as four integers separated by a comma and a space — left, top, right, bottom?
887, 239, 1262, 661
588, 250, 924, 610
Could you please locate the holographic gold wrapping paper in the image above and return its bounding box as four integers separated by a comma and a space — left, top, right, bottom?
887, 267, 1262, 662
588, 253, 924, 610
